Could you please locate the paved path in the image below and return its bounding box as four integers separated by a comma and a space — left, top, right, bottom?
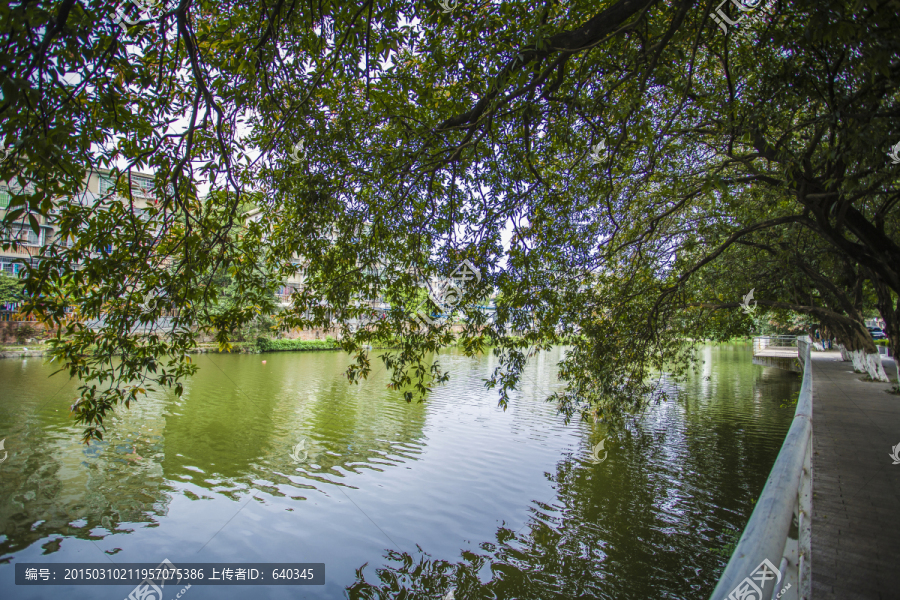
811, 351, 900, 599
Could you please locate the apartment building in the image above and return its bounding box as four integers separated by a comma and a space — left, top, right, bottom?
3, 174, 492, 325
3, 173, 318, 314
0, 169, 158, 277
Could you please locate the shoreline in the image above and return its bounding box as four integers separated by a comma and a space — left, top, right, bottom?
0, 343, 400, 360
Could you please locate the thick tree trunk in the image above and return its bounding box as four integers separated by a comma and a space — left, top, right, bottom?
860, 351, 888, 381
869, 272, 900, 385
825, 314, 889, 381
887, 326, 900, 386
839, 344, 850, 361
878, 311, 900, 385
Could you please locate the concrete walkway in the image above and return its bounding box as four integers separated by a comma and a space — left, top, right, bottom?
811, 351, 900, 599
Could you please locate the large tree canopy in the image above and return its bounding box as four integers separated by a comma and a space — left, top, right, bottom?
1, 0, 898, 441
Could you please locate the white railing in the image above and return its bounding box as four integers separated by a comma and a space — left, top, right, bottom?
710, 338, 812, 600
752, 335, 800, 354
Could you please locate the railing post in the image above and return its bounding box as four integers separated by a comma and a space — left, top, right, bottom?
798, 426, 812, 599
797, 339, 812, 599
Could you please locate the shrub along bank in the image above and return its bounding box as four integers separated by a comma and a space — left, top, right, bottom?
255, 337, 339, 352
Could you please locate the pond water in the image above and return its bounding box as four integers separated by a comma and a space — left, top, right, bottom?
0, 344, 799, 600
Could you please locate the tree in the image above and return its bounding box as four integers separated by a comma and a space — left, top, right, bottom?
3, 0, 899, 441
686, 222, 894, 381
205, 265, 279, 344
0, 272, 24, 307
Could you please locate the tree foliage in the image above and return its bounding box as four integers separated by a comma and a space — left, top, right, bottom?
0, 272, 24, 306
2, 0, 899, 440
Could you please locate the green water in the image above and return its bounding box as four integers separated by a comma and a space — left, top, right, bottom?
0, 344, 799, 599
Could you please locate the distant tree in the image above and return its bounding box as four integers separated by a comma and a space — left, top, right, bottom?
204, 266, 279, 345
0, 272, 23, 308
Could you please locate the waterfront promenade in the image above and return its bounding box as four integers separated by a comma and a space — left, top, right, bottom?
811, 351, 900, 599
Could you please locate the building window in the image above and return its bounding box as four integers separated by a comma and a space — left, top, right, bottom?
130, 175, 154, 198
54, 229, 74, 248
0, 188, 10, 209
101, 173, 156, 199
99, 175, 117, 195
0, 258, 25, 276
5, 223, 41, 246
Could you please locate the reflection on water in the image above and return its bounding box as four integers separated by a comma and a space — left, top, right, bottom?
0, 344, 798, 599
348, 347, 801, 600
